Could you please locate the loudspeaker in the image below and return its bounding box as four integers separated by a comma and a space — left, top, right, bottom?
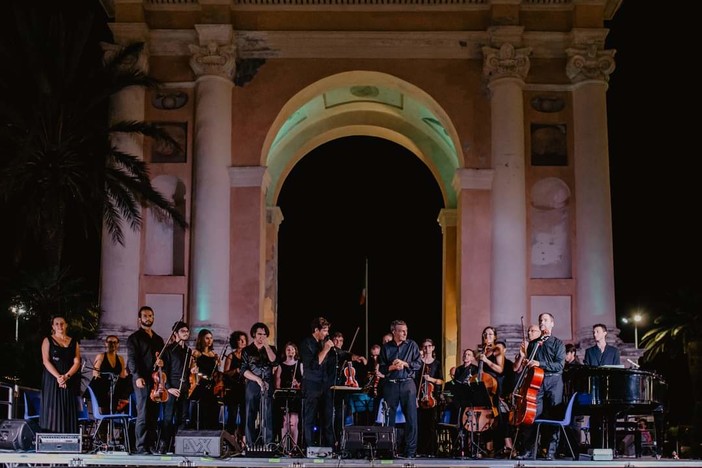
0, 419, 35, 451
175, 430, 240, 457
341, 425, 395, 458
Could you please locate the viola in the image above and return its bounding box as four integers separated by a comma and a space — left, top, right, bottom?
344, 361, 359, 387
418, 364, 437, 409
150, 364, 169, 403
212, 370, 225, 399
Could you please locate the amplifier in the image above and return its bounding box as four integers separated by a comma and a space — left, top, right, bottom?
0, 419, 35, 451
36, 432, 81, 453
175, 430, 228, 457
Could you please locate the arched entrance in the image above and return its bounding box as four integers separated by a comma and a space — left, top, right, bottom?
263, 71, 462, 369
276, 136, 444, 357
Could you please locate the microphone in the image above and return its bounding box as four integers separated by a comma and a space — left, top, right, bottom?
627, 358, 640, 368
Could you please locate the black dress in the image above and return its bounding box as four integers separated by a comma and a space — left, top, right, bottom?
190, 353, 221, 429
277, 361, 302, 413
40, 337, 80, 433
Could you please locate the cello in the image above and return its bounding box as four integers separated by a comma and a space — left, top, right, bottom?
510, 323, 547, 426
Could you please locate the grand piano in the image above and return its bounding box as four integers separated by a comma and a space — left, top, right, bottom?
564, 365, 668, 456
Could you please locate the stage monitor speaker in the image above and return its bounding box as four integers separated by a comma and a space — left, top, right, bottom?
341, 425, 395, 458
175, 429, 240, 457
0, 419, 35, 451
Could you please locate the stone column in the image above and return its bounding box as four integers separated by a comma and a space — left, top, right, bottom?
482, 41, 531, 334
188, 25, 236, 338
229, 167, 270, 335
99, 24, 150, 337
438, 208, 458, 377
264, 207, 284, 344
454, 169, 494, 352
566, 42, 617, 342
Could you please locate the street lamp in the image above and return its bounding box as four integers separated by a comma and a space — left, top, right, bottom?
10, 304, 27, 342
622, 313, 643, 348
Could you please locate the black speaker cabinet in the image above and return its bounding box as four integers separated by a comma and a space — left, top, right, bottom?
0, 419, 35, 451
341, 425, 395, 458
175, 429, 241, 457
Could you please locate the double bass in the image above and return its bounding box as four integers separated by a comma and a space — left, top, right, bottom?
510, 326, 547, 426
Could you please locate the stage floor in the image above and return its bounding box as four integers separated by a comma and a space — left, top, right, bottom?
0, 451, 698, 467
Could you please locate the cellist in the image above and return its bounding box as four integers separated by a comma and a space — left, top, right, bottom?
416, 338, 443, 457
515, 313, 566, 461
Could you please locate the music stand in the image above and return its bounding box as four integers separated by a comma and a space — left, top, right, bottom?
330, 385, 363, 453
273, 388, 304, 457
450, 381, 493, 458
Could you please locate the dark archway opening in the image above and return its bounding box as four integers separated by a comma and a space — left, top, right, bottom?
276, 135, 445, 358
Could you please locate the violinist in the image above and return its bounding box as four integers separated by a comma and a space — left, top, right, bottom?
126, 306, 165, 455
329, 332, 367, 445
516, 313, 566, 461
155, 321, 193, 455
275, 342, 303, 447
416, 338, 444, 457
190, 328, 221, 430
478, 327, 507, 457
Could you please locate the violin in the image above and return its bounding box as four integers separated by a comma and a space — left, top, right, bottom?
344, 361, 359, 387
418, 363, 437, 409
150, 354, 169, 403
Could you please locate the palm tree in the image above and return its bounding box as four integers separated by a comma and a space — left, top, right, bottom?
639, 288, 702, 457
0, 1, 186, 271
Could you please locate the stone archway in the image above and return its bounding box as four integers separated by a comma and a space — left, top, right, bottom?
262, 71, 463, 371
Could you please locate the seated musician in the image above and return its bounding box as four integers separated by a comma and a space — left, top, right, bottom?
90, 335, 131, 413
584, 323, 621, 451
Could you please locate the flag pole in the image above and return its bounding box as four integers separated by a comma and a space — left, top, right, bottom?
364, 257, 369, 359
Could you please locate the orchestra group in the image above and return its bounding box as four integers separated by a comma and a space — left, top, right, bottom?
38, 308, 634, 460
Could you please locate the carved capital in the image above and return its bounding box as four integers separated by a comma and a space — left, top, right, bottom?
482, 43, 531, 82
566, 44, 616, 83
189, 41, 237, 79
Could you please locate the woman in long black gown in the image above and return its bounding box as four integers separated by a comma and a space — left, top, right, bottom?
40, 315, 82, 433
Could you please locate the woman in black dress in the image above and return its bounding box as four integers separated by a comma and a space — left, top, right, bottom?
190, 328, 221, 429
223, 330, 248, 445
40, 315, 82, 433
275, 342, 302, 448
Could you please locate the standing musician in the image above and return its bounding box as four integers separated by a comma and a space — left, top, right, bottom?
126, 305, 165, 455
156, 321, 193, 455
190, 328, 222, 430
275, 342, 303, 448
223, 330, 248, 445
379, 319, 423, 459
299, 317, 335, 449
329, 331, 367, 445
416, 338, 444, 457
584, 323, 621, 451
241, 322, 279, 447
516, 313, 566, 460
477, 327, 507, 457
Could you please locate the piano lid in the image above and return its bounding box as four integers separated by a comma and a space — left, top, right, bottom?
565, 365, 667, 408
